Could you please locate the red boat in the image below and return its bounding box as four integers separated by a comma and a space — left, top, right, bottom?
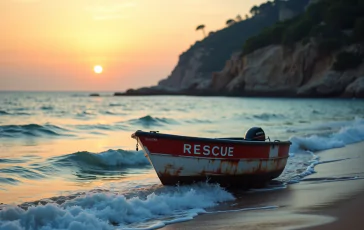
131, 128, 291, 187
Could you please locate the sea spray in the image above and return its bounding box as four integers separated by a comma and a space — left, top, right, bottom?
0, 183, 234, 230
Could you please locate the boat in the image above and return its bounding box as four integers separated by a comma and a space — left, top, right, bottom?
131, 128, 291, 187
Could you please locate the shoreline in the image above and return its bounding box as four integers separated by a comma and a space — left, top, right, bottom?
112, 90, 363, 99
161, 141, 364, 230
108, 85, 364, 98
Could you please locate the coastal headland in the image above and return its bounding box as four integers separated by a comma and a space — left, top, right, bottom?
115, 0, 364, 98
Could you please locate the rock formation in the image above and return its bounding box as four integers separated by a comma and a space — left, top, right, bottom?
121, 0, 364, 98
157, 47, 211, 90
211, 43, 364, 97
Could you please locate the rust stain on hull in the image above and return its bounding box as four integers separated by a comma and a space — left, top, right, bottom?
158, 169, 285, 188
153, 155, 288, 188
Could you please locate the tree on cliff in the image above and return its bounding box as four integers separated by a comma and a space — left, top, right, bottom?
258, 1, 274, 15
243, 0, 364, 55
226, 19, 236, 27
196, 24, 206, 38
250, 6, 259, 16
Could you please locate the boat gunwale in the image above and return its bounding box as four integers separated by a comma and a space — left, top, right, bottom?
132, 130, 291, 146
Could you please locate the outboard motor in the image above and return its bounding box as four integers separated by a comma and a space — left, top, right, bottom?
245, 127, 266, 141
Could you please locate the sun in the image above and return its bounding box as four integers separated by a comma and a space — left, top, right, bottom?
94, 65, 103, 74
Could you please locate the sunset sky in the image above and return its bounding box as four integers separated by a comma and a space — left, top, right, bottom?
1, 0, 266, 91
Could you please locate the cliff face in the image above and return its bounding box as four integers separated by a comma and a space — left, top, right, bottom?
124, 0, 364, 98
156, 13, 279, 90
156, 0, 309, 91
211, 43, 364, 97
157, 47, 211, 90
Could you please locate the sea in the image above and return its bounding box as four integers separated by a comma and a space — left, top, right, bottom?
0, 91, 364, 230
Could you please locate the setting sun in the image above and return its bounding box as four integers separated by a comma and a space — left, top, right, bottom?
94, 65, 103, 74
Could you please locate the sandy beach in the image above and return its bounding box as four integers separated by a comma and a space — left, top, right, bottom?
162, 142, 364, 230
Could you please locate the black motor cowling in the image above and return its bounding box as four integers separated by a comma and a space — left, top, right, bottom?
244, 127, 266, 141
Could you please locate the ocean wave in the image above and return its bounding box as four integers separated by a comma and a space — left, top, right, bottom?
289, 118, 364, 153
277, 118, 364, 184
109, 103, 123, 107
73, 124, 128, 131
0, 183, 234, 229
76, 111, 96, 118
286, 119, 358, 134
0, 124, 69, 138
74, 124, 114, 131
0, 166, 45, 180
0, 158, 28, 164
40, 106, 54, 110
71, 94, 86, 97
12, 107, 28, 111
101, 110, 126, 116
311, 109, 321, 114
185, 118, 212, 124
0, 177, 20, 185
51, 149, 149, 168
104, 111, 117, 115
253, 113, 286, 120
128, 115, 177, 127
0, 110, 31, 116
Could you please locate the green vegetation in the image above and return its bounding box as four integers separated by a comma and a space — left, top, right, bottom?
317, 38, 343, 54
243, 0, 364, 56
334, 51, 364, 71
186, 0, 309, 75
353, 17, 364, 42
196, 25, 206, 38
226, 19, 236, 27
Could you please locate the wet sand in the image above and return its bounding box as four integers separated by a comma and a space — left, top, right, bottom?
162, 142, 364, 230
306, 193, 364, 230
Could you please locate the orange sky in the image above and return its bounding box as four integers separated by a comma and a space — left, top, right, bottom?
1, 0, 267, 91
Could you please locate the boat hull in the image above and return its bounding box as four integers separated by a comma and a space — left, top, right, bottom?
148, 154, 287, 187
156, 171, 285, 187
132, 131, 291, 187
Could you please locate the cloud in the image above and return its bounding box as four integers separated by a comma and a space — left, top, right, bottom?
86, 0, 136, 21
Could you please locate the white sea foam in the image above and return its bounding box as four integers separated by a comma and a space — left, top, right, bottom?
289, 117, 364, 153
286, 118, 364, 183
286, 152, 320, 184
0, 183, 234, 230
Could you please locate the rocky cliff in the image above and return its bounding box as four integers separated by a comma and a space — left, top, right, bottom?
155, 0, 309, 91
121, 42, 364, 98
156, 16, 277, 91
157, 47, 211, 90
211, 43, 364, 97
120, 0, 364, 98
